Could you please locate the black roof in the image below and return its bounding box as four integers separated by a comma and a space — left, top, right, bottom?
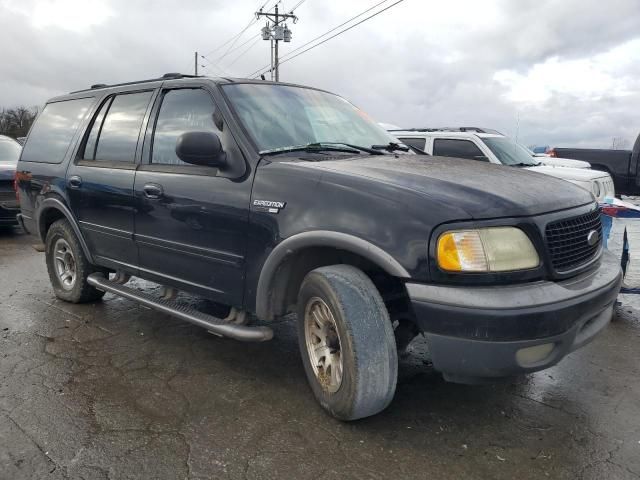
46, 74, 335, 105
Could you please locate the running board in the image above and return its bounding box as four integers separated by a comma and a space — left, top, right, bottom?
87, 273, 273, 342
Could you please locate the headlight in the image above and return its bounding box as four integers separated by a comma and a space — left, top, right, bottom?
592, 181, 601, 198
437, 227, 539, 272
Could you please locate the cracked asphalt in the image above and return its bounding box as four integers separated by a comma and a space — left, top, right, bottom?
1, 226, 639, 480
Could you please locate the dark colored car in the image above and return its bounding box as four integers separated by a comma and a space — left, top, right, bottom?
0, 135, 21, 226
548, 132, 640, 195
16, 74, 622, 420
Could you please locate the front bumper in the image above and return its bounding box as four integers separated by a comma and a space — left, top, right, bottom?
407, 251, 622, 383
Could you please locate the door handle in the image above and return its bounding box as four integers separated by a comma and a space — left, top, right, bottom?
68, 175, 82, 188
143, 183, 163, 199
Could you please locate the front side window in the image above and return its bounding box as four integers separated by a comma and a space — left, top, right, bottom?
222, 83, 396, 152
433, 138, 486, 161
21, 98, 93, 164
152, 89, 217, 165
84, 91, 152, 162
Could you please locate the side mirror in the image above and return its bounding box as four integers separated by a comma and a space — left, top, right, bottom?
473, 155, 489, 162
175, 131, 227, 168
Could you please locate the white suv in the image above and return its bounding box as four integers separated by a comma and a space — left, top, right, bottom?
390, 128, 615, 201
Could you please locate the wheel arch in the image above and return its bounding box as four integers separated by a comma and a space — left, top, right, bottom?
255, 231, 410, 321
37, 197, 94, 264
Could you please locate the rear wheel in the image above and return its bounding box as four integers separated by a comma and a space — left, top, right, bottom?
45, 219, 106, 303
297, 265, 398, 421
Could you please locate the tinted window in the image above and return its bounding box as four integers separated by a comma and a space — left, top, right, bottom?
433, 138, 486, 160
398, 137, 426, 150
0, 138, 21, 164
152, 89, 217, 165
93, 91, 152, 162
20, 98, 93, 164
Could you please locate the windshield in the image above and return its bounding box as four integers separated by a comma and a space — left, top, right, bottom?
482, 136, 539, 166
222, 83, 399, 153
0, 138, 21, 164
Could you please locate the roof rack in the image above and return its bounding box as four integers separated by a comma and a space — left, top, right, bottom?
388, 127, 503, 134
71, 73, 203, 94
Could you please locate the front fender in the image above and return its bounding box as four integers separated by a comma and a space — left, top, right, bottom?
255, 230, 410, 320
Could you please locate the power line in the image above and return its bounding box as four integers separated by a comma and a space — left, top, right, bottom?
201, 0, 275, 58
246, 0, 392, 78
205, 33, 261, 66
288, 0, 307, 13
256, 0, 407, 77
215, 17, 259, 62
225, 35, 263, 68
200, 55, 229, 76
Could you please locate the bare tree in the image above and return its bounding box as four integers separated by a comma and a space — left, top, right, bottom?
0, 106, 39, 139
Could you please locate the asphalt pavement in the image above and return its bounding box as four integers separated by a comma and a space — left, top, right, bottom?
1, 226, 639, 480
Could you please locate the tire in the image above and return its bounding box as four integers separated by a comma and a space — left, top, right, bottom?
296, 265, 398, 421
45, 219, 106, 303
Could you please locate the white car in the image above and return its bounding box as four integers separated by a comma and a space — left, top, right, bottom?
390, 128, 615, 201
528, 150, 591, 169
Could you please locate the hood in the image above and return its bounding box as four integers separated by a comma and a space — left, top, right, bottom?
526, 164, 608, 181
534, 156, 591, 169
293, 156, 594, 219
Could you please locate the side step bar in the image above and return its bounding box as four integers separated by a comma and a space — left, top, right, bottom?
87, 273, 273, 342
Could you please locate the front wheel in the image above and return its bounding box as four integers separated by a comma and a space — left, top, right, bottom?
297, 265, 398, 421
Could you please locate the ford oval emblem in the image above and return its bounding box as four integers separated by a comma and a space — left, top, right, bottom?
587, 230, 599, 246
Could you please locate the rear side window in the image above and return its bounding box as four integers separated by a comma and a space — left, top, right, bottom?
398, 137, 426, 150
83, 91, 152, 162
151, 89, 217, 166
433, 138, 486, 161
20, 98, 93, 164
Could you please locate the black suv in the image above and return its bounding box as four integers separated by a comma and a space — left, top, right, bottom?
16, 74, 622, 420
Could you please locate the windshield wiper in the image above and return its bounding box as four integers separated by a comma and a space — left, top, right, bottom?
371, 142, 410, 153
259, 142, 384, 156
510, 162, 539, 167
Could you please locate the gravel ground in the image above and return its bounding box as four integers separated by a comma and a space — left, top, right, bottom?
1, 226, 639, 480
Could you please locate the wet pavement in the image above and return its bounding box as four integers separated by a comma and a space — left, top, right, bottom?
1, 226, 639, 480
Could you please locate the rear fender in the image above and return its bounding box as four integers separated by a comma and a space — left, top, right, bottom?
37, 197, 94, 263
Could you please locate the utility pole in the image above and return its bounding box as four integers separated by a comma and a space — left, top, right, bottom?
256, 5, 297, 81
194, 51, 198, 76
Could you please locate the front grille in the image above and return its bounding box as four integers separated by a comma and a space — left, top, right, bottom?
545, 208, 602, 272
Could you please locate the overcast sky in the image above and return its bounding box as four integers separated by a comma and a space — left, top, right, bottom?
1, 0, 638, 148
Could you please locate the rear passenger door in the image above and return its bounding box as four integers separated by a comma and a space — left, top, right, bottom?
432, 138, 490, 162
133, 86, 251, 306
67, 89, 156, 270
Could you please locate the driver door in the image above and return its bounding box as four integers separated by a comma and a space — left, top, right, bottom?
133, 86, 251, 306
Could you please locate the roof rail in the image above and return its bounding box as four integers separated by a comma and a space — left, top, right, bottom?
70, 73, 204, 94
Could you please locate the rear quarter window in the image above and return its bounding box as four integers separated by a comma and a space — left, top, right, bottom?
20, 97, 94, 164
